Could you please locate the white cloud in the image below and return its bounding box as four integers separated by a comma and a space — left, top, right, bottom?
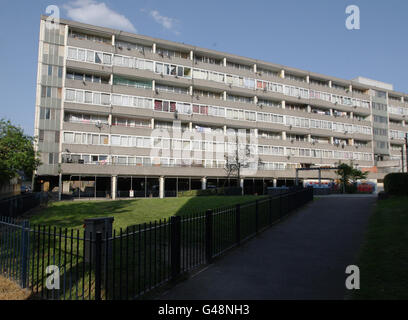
63, 0, 137, 33
149, 10, 180, 35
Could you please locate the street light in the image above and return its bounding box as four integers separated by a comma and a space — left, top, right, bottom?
58, 163, 62, 201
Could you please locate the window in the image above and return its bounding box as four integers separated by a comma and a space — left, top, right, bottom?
194, 55, 222, 65
39, 130, 44, 142
115, 40, 151, 53
95, 52, 102, 64
101, 94, 110, 105
69, 31, 111, 44
68, 47, 77, 60
157, 47, 189, 59
40, 108, 55, 120
63, 132, 74, 143
48, 153, 55, 165
85, 91, 93, 104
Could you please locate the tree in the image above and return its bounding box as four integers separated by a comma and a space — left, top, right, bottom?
0, 119, 41, 186
224, 131, 258, 187
335, 162, 368, 193
350, 167, 368, 184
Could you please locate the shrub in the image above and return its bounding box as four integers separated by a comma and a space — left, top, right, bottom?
384, 173, 408, 196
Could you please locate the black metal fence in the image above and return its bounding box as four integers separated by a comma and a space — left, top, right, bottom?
0, 188, 313, 300
0, 192, 48, 218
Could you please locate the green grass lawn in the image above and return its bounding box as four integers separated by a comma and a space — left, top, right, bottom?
353, 196, 408, 300
27, 196, 263, 231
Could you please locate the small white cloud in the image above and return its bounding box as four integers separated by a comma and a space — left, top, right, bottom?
149, 10, 180, 35
63, 0, 137, 33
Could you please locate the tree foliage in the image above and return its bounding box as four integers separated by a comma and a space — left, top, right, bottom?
335, 162, 368, 193
0, 119, 41, 186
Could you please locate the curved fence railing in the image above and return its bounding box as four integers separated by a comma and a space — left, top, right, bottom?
0, 188, 313, 300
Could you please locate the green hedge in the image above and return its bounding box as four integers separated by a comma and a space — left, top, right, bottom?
384, 173, 408, 196
178, 187, 243, 197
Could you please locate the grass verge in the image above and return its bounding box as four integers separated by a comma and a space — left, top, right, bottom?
25, 196, 263, 230
353, 196, 408, 299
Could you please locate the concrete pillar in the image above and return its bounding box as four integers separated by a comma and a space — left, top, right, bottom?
190, 50, 194, 60
349, 138, 354, 146
223, 57, 227, 67
240, 178, 244, 195
273, 179, 277, 187
201, 177, 207, 190
254, 96, 258, 104
308, 134, 312, 143
189, 122, 193, 131
306, 75, 310, 83
112, 35, 115, 46
110, 74, 113, 85
282, 131, 287, 140
281, 100, 286, 109
329, 109, 333, 116
223, 125, 227, 134
152, 80, 155, 91
108, 114, 112, 126
189, 85, 193, 96
328, 80, 332, 88
111, 175, 117, 200
223, 91, 227, 101
152, 43, 156, 54
151, 118, 155, 129
330, 137, 334, 144
350, 112, 354, 119
307, 105, 311, 113
253, 64, 257, 73
159, 176, 164, 199
349, 84, 353, 92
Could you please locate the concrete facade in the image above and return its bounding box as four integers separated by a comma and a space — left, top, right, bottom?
33, 16, 408, 197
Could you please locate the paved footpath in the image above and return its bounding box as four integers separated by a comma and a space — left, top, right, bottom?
159, 195, 376, 300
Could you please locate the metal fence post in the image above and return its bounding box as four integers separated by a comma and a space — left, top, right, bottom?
20, 220, 30, 288
170, 216, 181, 279
235, 204, 241, 245
269, 197, 273, 225
255, 200, 259, 234
205, 210, 213, 263
94, 232, 102, 300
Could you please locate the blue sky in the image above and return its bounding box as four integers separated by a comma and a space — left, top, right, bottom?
0, 0, 407, 135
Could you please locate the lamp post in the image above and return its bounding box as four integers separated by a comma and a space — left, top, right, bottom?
58, 163, 62, 201
406, 133, 408, 173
